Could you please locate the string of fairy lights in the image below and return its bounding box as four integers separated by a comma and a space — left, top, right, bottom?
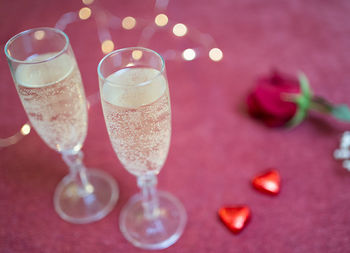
1, 0, 223, 147
74, 0, 224, 61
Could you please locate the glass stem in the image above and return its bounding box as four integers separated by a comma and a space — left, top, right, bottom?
62, 150, 93, 196
137, 174, 159, 220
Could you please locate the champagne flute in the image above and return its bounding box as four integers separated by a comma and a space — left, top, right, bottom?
5, 27, 119, 224
98, 47, 186, 249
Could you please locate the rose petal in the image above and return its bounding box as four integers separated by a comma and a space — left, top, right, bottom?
254, 82, 298, 117
263, 116, 293, 127
247, 93, 263, 116
246, 71, 302, 127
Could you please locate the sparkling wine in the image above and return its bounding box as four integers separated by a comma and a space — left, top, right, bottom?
101, 67, 171, 176
15, 53, 87, 152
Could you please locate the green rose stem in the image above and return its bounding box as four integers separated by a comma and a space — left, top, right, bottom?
311, 97, 350, 122
283, 73, 350, 128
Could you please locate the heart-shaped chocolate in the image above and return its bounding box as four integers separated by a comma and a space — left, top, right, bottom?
252, 169, 280, 195
218, 206, 251, 233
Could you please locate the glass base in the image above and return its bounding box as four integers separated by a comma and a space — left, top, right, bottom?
54, 169, 119, 224
119, 191, 187, 250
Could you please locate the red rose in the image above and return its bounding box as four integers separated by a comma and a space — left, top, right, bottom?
247, 72, 302, 127
247, 71, 350, 127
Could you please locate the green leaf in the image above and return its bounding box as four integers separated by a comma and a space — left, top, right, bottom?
294, 94, 310, 110
298, 72, 312, 99
286, 73, 313, 127
287, 106, 308, 127
331, 105, 350, 121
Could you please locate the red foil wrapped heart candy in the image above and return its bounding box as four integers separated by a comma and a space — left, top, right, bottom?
218, 206, 251, 233
252, 169, 281, 195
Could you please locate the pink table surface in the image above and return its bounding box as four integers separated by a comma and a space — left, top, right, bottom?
1, 0, 350, 252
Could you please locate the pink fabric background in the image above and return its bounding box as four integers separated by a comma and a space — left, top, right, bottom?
1, 0, 350, 252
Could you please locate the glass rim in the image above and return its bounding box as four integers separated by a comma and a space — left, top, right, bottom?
97, 47, 165, 88
4, 27, 70, 65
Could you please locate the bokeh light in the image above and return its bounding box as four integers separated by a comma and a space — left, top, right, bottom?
20, 123, 31, 135
101, 40, 114, 54
122, 16, 136, 30
155, 14, 168, 27
34, 30, 45, 40
182, 48, 196, 61
85, 184, 94, 194
79, 7, 92, 20
82, 0, 94, 5
209, 48, 223, 61
173, 23, 187, 37
132, 50, 143, 60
